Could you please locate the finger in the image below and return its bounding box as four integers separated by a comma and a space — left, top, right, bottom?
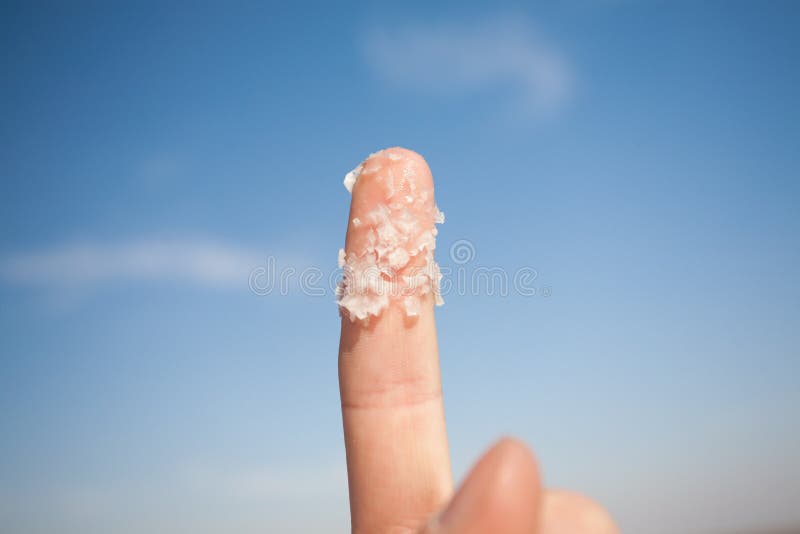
338, 147, 451, 532
540, 490, 620, 534
421, 437, 542, 534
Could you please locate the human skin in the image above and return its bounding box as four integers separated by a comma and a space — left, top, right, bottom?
338, 148, 620, 533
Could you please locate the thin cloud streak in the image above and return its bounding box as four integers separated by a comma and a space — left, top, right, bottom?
363, 15, 573, 116
0, 238, 264, 290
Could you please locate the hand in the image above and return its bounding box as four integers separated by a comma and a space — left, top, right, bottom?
337, 149, 620, 533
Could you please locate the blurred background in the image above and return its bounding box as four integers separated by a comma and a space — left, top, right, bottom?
1, 1, 798, 533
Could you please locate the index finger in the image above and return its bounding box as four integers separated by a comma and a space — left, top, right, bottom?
337, 147, 452, 532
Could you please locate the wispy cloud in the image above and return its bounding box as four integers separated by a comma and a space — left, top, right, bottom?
362, 15, 573, 116
0, 238, 264, 291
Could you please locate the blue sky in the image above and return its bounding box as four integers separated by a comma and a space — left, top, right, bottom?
1, 1, 799, 533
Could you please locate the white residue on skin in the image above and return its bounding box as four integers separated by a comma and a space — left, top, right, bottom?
337, 148, 444, 321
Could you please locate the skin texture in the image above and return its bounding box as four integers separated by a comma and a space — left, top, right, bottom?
339, 148, 620, 533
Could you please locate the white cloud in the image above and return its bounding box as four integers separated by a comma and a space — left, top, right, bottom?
0, 238, 265, 290
363, 15, 573, 116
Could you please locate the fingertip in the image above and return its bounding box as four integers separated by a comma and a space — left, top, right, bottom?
433, 437, 542, 534
485, 437, 542, 517
338, 146, 442, 323
541, 490, 620, 534
491, 436, 540, 472
348, 147, 433, 207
